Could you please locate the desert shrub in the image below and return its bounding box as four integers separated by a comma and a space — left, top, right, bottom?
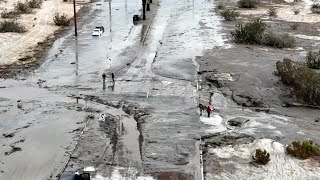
231, 18, 266, 44
262, 32, 295, 48
1, 10, 20, 18
312, 3, 320, 9
268, 7, 277, 16
0, 20, 26, 33
53, 13, 70, 26
311, 3, 320, 14
276, 58, 299, 85
252, 149, 270, 165
27, 0, 43, 8
221, 9, 240, 21
14, 1, 33, 14
290, 22, 299, 30
293, 8, 300, 15
286, 140, 320, 159
293, 0, 301, 2
306, 50, 320, 69
217, 3, 224, 10
276, 58, 320, 105
238, 0, 259, 8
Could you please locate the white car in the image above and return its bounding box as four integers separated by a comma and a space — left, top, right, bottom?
92, 29, 103, 36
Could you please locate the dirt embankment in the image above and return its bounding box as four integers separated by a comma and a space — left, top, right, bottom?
0, 0, 86, 79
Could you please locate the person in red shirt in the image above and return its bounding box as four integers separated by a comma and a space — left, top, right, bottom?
206, 105, 213, 118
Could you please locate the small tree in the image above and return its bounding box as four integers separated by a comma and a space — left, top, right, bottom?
53, 13, 70, 26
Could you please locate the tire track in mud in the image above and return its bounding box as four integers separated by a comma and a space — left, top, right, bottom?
61, 95, 150, 178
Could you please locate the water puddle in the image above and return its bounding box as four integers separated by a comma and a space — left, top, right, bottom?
119, 115, 142, 166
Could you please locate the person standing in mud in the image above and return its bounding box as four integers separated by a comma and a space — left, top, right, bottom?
111, 72, 115, 83
102, 73, 106, 90
206, 104, 213, 118
199, 103, 204, 116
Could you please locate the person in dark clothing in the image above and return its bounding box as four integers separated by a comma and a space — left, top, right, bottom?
206, 105, 213, 118
102, 73, 106, 90
111, 72, 115, 82
199, 103, 204, 116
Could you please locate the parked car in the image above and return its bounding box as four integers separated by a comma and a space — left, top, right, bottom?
95, 26, 104, 33
59, 171, 90, 180
92, 28, 103, 36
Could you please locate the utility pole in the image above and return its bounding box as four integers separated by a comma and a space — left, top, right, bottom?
73, 0, 77, 36
142, 0, 146, 20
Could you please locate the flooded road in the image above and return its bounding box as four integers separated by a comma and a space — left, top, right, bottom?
1, 0, 319, 179
0, 0, 222, 179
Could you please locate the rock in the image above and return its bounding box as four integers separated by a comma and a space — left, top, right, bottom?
17, 100, 22, 109
70, 62, 76, 64
315, 118, 320, 122
228, 117, 250, 127
87, 114, 94, 119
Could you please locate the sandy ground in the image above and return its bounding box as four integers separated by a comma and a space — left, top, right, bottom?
0, 0, 83, 66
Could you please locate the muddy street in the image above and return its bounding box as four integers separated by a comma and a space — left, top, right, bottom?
1, 0, 320, 179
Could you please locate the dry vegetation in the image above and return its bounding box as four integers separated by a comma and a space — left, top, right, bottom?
276, 58, 320, 105
53, 12, 70, 26
220, 9, 240, 21
286, 140, 320, 160
252, 149, 271, 165
0, 20, 26, 33
232, 18, 295, 48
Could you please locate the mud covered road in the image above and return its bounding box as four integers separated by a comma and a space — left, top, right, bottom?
1, 0, 320, 179
0, 0, 217, 179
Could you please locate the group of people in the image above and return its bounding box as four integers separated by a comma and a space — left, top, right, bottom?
102, 72, 115, 83
199, 103, 213, 118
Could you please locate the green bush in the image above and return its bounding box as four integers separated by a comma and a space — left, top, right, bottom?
0, 20, 27, 33
221, 9, 240, 21
262, 32, 295, 48
276, 58, 320, 105
1, 10, 20, 18
27, 0, 43, 8
306, 50, 320, 69
238, 0, 259, 8
231, 18, 266, 44
286, 140, 320, 159
14, 1, 33, 14
252, 149, 270, 165
53, 13, 70, 26
268, 7, 277, 16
